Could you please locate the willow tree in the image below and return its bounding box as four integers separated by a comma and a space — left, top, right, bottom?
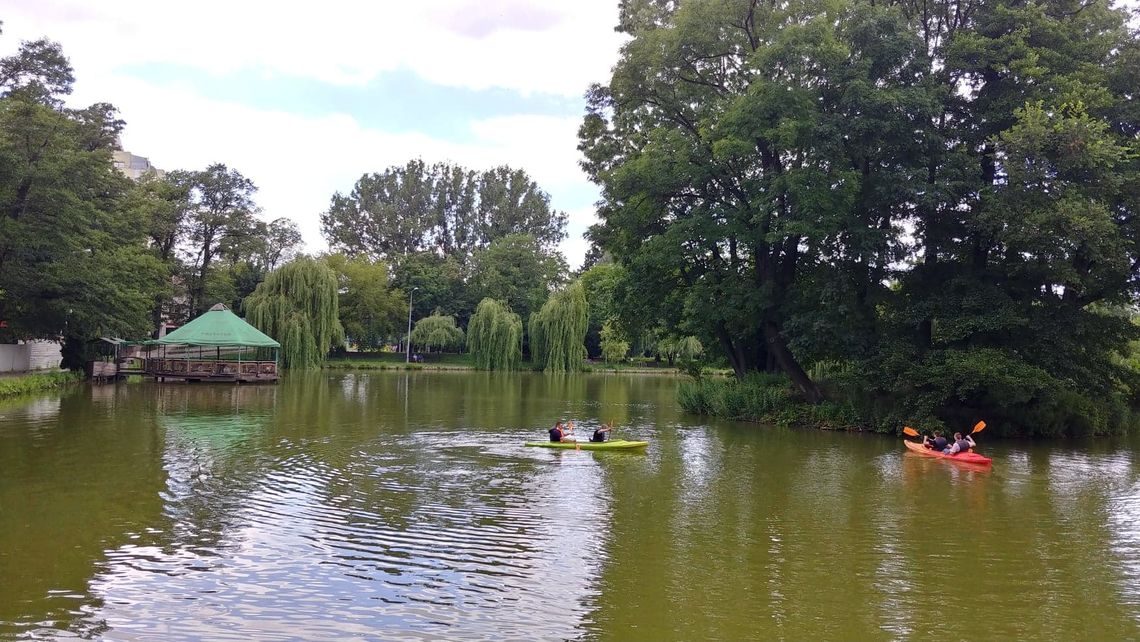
412, 313, 465, 353
529, 281, 588, 372
467, 298, 522, 371
244, 256, 344, 368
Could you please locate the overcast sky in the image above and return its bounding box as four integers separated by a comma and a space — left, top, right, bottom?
2, 1, 627, 269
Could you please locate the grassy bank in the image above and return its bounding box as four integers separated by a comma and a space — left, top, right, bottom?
0, 371, 82, 399
324, 353, 476, 371
678, 373, 864, 431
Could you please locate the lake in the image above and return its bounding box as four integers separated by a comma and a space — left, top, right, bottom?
1, 371, 1138, 640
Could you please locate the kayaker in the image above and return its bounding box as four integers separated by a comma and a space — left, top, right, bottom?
944, 432, 976, 455
590, 423, 613, 443
549, 421, 574, 443
923, 430, 948, 451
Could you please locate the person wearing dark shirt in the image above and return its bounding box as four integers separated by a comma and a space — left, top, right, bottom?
590, 423, 613, 443
923, 430, 948, 451
549, 421, 575, 443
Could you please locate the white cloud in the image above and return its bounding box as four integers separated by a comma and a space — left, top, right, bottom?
3, 0, 626, 96
1, 1, 619, 270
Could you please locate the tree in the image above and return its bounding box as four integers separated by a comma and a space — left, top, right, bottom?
585, 0, 1140, 434
600, 320, 630, 363
579, 262, 625, 358
467, 298, 522, 371
657, 335, 702, 367
244, 257, 344, 369
411, 314, 464, 353
0, 33, 165, 356
324, 253, 406, 350
321, 159, 567, 263
529, 281, 588, 372
468, 234, 567, 328
390, 251, 468, 324
184, 163, 259, 316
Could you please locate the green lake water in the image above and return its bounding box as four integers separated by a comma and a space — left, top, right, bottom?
1, 371, 1138, 640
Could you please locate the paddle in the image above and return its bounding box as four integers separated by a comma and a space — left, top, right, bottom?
971, 420, 987, 434
902, 426, 920, 437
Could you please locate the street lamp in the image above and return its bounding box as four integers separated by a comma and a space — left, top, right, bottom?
406, 287, 419, 363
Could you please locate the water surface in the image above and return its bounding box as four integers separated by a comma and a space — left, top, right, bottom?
1, 371, 1138, 640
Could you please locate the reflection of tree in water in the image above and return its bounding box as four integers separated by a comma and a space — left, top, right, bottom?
0, 385, 166, 639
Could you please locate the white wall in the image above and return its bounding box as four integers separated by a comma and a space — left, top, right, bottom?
0, 341, 62, 373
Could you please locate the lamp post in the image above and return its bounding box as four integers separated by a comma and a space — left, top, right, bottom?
406, 287, 419, 363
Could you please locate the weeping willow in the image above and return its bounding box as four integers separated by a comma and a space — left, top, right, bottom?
412, 313, 465, 352
244, 257, 345, 369
467, 298, 522, 370
528, 281, 588, 372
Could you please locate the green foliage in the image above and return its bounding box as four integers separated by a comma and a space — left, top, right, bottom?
323, 253, 405, 349
0, 36, 166, 348
390, 251, 468, 323
585, 0, 1140, 434
678, 375, 861, 430
657, 335, 703, 366
467, 298, 522, 371
468, 233, 567, 326
529, 281, 588, 372
244, 257, 344, 369
579, 262, 625, 358
412, 313, 464, 352
0, 371, 81, 399
599, 319, 630, 363
321, 159, 567, 263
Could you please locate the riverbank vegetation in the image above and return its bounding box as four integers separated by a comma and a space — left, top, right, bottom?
0, 372, 82, 399
580, 0, 1140, 437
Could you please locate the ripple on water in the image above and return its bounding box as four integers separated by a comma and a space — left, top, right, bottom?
71, 428, 613, 641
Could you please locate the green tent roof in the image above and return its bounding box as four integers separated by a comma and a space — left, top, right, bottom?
157, 304, 280, 348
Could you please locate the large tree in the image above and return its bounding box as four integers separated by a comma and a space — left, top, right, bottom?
586, 0, 1140, 433
183, 163, 259, 316
244, 257, 344, 369
467, 298, 522, 371
323, 253, 406, 350
320, 159, 568, 263
529, 281, 588, 372
468, 233, 567, 329
0, 32, 165, 355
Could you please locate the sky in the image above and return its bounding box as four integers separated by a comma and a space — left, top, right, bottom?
1, 0, 628, 269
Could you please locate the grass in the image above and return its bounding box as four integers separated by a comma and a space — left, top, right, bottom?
324, 352, 476, 371
0, 371, 83, 399
678, 372, 865, 431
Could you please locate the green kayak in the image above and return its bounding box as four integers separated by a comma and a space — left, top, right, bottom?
524, 439, 649, 450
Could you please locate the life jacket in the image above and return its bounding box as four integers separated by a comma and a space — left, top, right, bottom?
590, 430, 606, 443
955, 438, 971, 453
932, 436, 948, 450
549, 427, 562, 442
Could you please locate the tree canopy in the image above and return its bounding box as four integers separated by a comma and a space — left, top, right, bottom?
412, 313, 465, 352
244, 257, 344, 369
467, 298, 522, 371
582, 0, 1140, 434
324, 253, 406, 350
529, 281, 588, 372
321, 159, 568, 264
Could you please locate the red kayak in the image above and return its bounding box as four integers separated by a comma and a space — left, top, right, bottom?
903, 439, 992, 466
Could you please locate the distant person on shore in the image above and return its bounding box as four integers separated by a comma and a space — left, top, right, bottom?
923, 430, 948, 451
549, 421, 575, 443
590, 423, 613, 443
944, 432, 976, 455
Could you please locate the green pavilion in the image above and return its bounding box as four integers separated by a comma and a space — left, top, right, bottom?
144, 304, 281, 382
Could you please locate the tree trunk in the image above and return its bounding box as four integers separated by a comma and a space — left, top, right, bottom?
763, 321, 823, 404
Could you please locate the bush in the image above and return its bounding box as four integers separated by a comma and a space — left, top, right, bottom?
0, 371, 82, 399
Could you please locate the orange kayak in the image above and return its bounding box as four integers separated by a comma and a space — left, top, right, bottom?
903, 439, 992, 466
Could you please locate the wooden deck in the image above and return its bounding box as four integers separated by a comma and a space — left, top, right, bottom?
146, 358, 278, 382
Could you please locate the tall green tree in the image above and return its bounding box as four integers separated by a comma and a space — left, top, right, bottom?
467, 298, 522, 371
579, 262, 625, 358
244, 257, 344, 369
0, 32, 165, 357
324, 253, 405, 350
529, 281, 588, 372
321, 159, 568, 263
586, 0, 1140, 434
184, 163, 259, 316
468, 233, 567, 328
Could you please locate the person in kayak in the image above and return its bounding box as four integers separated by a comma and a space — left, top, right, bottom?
923, 430, 948, 451
944, 432, 976, 455
590, 423, 613, 443
549, 421, 575, 443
